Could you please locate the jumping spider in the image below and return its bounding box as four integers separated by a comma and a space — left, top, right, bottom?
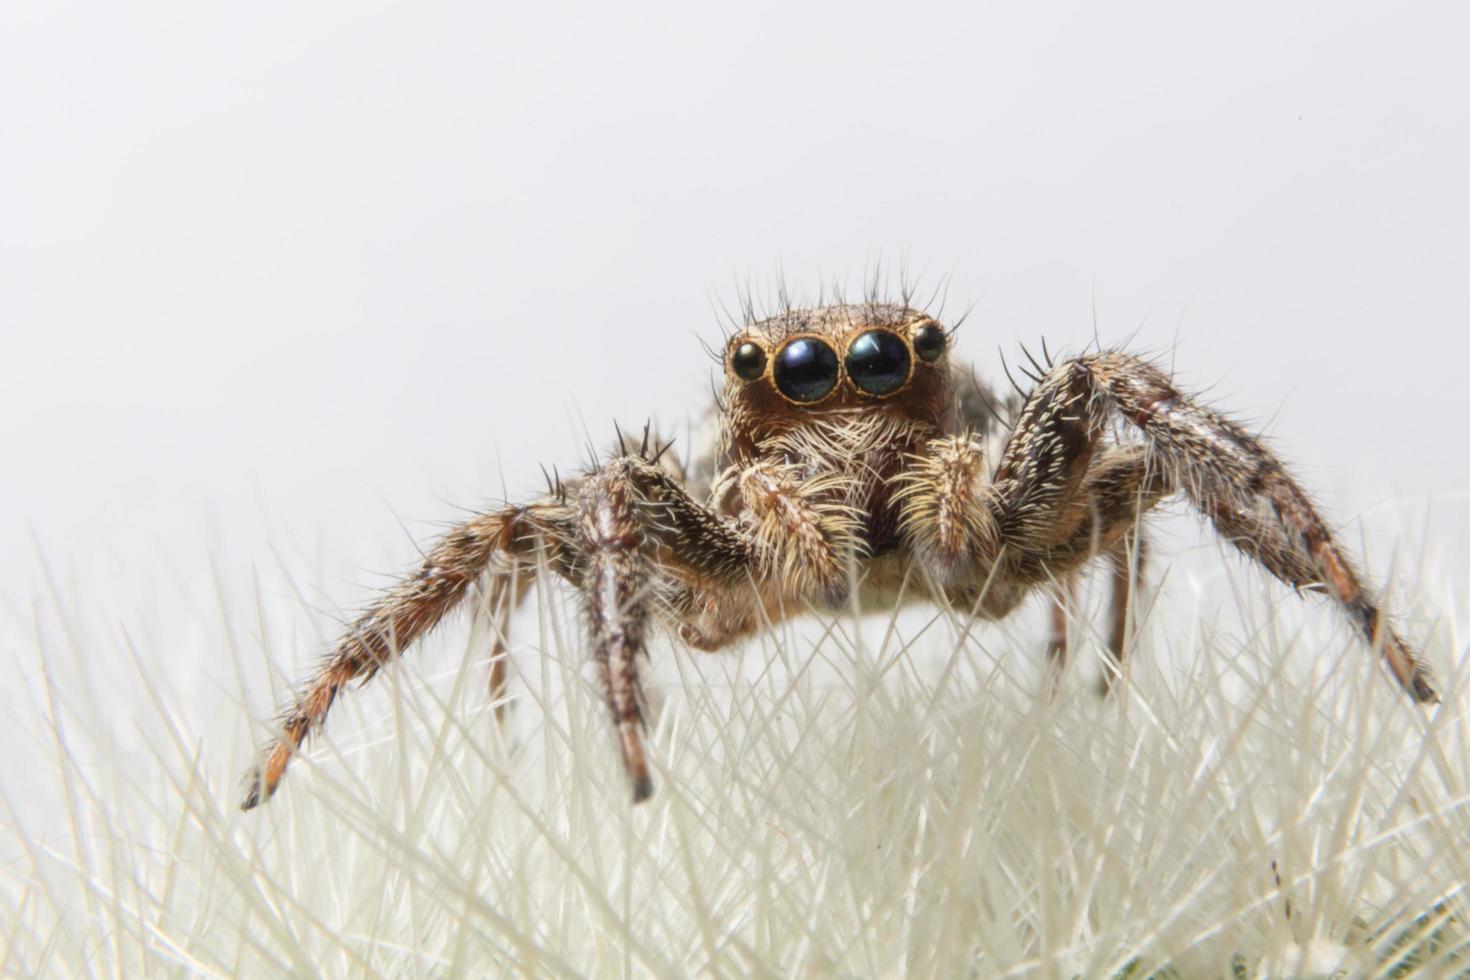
240, 302, 1438, 809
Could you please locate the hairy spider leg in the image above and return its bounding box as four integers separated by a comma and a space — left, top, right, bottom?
239, 503, 580, 810
994, 353, 1437, 701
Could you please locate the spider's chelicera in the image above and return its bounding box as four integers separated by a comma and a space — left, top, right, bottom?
240, 302, 1438, 809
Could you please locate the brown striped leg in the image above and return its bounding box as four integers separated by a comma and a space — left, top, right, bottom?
991, 361, 1108, 553
578, 465, 656, 801
994, 438, 1168, 691
240, 501, 575, 810
582, 453, 880, 800
1055, 352, 1433, 701
1043, 451, 1166, 691
484, 571, 534, 717
998, 440, 1171, 581
575, 455, 755, 801
1045, 577, 1074, 670
1203, 494, 1433, 699
1042, 575, 1077, 699
1099, 530, 1147, 695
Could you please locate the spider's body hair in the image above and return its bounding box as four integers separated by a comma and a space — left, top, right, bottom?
241, 301, 1437, 810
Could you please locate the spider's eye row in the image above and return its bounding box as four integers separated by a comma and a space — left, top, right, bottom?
773, 337, 840, 403
730, 341, 767, 381
756, 325, 941, 403
845, 329, 911, 396
911, 321, 947, 362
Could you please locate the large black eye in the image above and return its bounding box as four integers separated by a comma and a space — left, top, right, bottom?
773, 337, 840, 403
845, 329, 911, 396
730, 341, 766, 381
912, 322, 947, 362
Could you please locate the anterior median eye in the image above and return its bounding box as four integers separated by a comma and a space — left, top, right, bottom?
730, 341, 767, 380
774, 337, 840, 403
845, 330, 911, 396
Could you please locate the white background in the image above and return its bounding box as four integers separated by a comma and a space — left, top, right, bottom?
3, 1, 1467, 612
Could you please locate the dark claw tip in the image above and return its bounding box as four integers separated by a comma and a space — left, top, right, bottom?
239, 770, 265, 811
1409, 673, 1440, 704
631, 773, 655, 803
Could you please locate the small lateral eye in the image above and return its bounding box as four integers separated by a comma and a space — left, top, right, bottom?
730, 341, 767, 380
774, 337, 840, 403
911, 322, 947, 362
845, 329, 911, 396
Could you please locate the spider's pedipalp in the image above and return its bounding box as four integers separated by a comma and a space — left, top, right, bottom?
739, 462, 864, 603
893, 436, 1000, 583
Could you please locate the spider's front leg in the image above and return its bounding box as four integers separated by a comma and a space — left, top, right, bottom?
1024, 445, 1167, 690
575, 453, 860, 800
574, 454, 749, 800
998, 353, 1437, 701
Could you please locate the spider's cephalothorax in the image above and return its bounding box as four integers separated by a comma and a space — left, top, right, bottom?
240, 302, 1438, 809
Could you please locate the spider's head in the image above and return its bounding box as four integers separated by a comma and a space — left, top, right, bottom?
720, 303, 952, 457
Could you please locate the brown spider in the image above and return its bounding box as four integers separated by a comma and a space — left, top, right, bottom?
239, 302, 1438, 809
